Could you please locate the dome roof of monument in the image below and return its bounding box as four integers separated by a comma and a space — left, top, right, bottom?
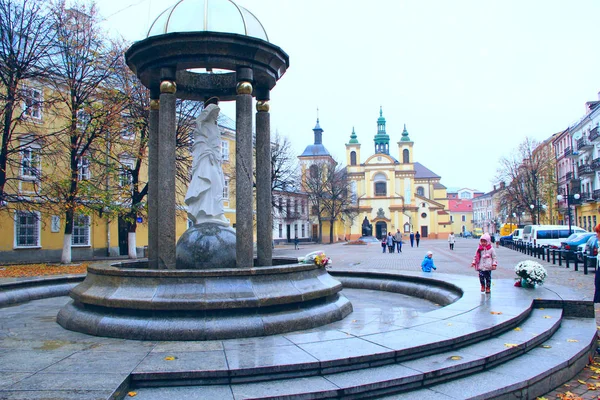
147, 0, 269, 42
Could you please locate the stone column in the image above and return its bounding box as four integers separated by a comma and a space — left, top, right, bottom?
255, 88, 272, 266
235, 67, 254, 268
157, 68, 177, 269
147, 91, 160, 269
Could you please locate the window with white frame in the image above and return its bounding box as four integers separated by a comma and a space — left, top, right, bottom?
71, 214, 90, 246
223, 178, 229, 200
77, 109, 90, 133
221, 140, 229, 161
22, 86, 42, 120
14, 211, 40, 248
20, 145, 40, 179
78, 157, 90, 181
119, 157, 134, 188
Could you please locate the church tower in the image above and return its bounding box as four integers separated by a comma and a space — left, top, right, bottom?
373, 106, 390, 155
397, 124, 414, 166
345, 127, 361, 167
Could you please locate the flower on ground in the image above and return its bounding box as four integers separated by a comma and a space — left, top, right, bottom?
514, 260, 547, 286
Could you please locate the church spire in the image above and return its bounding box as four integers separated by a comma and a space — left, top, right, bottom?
401, 123, 411, 142
373, 106, 390, 154
313, 118, 323, 144
348, 126, 359, 144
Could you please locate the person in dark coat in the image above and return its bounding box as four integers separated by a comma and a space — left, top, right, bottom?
409, 232, 415, 247
594, 224, 600, 303
415, 232, 421, 247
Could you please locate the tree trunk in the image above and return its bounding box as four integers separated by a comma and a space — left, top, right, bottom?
128, 232, 137, 259
318, 220, 323, 244
61, 208, 74, 264
329, 219, 334, 244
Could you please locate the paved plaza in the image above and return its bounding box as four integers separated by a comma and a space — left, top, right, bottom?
0, 237, 599, 399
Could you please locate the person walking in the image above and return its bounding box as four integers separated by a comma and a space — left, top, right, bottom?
448, 232, 455, 250
294, 236, 299, 250
421, 251, 437, 272
394, 229, 403, 253
494, 232, 500, 248
415, 232, 421, 247
471, 233, 498, 294
381, 235, 387, 253
409, 232, 415, 247
386, 232, 394, 253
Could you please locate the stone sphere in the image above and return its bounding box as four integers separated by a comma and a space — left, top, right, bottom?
176, 222, 236, 269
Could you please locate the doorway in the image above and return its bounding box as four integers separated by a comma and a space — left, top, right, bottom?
286, 224, 291, 242
117, 216, 129, 256
421, 226, 428, 238
375, 221, 387, 239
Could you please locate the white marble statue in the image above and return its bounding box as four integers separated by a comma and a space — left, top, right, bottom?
184, 104, 229, 226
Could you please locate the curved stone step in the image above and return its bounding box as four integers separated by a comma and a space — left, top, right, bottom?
127, 312, 596, 399
128, 308, 564, 395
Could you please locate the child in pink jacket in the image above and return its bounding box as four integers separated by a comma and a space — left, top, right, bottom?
471, 233, 498, 293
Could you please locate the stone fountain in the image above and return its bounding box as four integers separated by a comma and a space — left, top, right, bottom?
57, 0, 351, 340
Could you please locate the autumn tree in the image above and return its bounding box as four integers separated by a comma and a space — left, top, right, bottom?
322, 163, 357, 243
303, 160, 333, 243
45, 1, 123, 264
496, 137, 554, 224
0, 0, 55, 210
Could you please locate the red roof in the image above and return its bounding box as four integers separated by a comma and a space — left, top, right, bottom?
448, 199, 473, 212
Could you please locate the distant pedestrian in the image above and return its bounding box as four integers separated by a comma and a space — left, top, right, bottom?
415, 232, 421, 247
490, 233, 496, 247
381, 235, 387, 253
387, 232, 394, 253
494, 233, 500, 248
394, 229, 403, 253
594, 224, 600, 303
448, 232, 455, 250
471, 233, 498, 294
294, 236, 299, 250
421, 251, 437, 272
409, 232, 415, 247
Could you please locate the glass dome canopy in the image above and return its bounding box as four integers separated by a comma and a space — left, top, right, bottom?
147, 0, 269, 42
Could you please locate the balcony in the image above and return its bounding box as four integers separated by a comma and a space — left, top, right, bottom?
565, 146, 579, 158
590, 127, 599, 142
578, 164, 594, 176
592, 158, 600, 171
576, 137, 593, 151
565, 171, 573, 180
594, 189, 600, 201
579, 192, 595, 203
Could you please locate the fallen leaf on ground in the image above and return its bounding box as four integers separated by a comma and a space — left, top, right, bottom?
513, 327, 522, 331
128, 392, 137, 397
164, 356, 176, 361
0, 263, 89, 277
490, 311, 502, 315
567, 339, 580, 343
504, 343, 518, 348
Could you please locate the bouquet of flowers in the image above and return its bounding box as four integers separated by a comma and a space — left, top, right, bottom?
514, 260, 547, 286
314, 252, 330, 268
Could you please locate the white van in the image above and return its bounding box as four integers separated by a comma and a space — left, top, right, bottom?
512, 229, 523, 242
521, 225, 537, 244
529, 225, 586, 248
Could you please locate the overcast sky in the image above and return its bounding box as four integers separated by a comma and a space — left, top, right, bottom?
96, 0, 600, 193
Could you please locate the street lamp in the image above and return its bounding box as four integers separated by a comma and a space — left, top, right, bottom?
557, 191, 581, 235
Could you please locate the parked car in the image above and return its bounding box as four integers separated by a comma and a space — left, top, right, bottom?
462, 231, 473, 238
499, 234, 513, 245
581, 236, 598, 265
472, 228, 484, 239
560, 232, 595, 260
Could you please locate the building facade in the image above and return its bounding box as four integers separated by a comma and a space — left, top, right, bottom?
344, 108, 451, 240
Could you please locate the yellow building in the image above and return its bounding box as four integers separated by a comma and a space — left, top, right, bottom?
0, 86, 237, 263
344, 108, 451, 240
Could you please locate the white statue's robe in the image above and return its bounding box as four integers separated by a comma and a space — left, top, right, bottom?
185, 104, 228, 226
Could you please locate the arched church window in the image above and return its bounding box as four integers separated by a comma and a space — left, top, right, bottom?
373, 173, 387, 196
309, 164, 318, 179
403, 149, 409, 163
350, 151, 357, 166
416, 186, 424, 196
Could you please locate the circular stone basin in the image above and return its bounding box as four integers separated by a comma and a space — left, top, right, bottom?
57, 260, 352, 340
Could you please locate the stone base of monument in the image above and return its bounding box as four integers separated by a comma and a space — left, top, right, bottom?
175, 222, 236, 269
57, 260, 352, 340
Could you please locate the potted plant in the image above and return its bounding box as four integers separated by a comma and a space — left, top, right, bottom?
514, 260, 547, 288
